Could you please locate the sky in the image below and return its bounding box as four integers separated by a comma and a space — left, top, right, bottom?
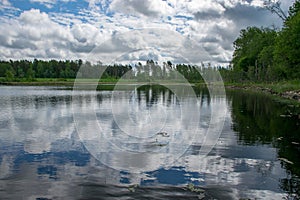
0, 0, 294, 65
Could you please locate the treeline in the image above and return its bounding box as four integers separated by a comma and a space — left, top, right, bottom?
133, 60, 209, 82
0, 59, 134, 81
0, 59, 82, 81
221, 0, 300, 82
0, 59, 221, 83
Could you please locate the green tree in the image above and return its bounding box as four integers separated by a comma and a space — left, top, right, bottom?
36, 62, 44, 78
0, 62, 12, 77
274, 1, 300, 79
232, 27, 277, 81
288, 0, 300, 18
232, 27, 261, 72
26, 65, 35, 81
5, 69, 15, 81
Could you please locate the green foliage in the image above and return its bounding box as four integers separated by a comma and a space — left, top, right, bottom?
231, 27, 277, 81
225, 1, 300, 83
26, 65, 35, 81
0, 59, 208, 84
5, 69, 15, 81
288, 0, 300, 18
274, 7, 300, 79
0, 62, 13, 77
173, 63, 204, 83
0, 59, 82, 81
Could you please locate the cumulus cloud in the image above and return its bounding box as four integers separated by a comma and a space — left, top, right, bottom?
0, 8, 104, 60
0, 0, 293, 64
109, 0, 174, 17
187, 0, 223, 12
87, 29, 185, 63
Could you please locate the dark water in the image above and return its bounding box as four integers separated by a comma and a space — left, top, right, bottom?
0, 86, 299, 199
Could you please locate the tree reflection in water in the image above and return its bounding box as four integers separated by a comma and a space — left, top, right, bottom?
228, 89, 300, 198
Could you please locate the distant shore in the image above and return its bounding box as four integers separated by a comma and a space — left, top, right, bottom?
0, 78, 199, 87
1, 78, 299, 102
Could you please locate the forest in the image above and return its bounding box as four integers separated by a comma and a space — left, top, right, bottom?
220, 0, 300, 82
0, 1, 299, 84
0, 59, 219, 83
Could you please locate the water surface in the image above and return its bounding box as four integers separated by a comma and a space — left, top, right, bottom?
0, 86, 299, 199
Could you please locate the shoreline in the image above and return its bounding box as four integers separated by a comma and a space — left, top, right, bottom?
1, 80, 300, 102
225, 84, 300, 103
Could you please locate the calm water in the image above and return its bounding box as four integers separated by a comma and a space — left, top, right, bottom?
0, 85, 299, 199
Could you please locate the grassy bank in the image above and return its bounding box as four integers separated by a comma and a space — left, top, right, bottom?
225, 80, 300, 102
0, 78, 121, 86
0, 77, 199, 86
1, 78, 299, 102
225, 80, 300, 93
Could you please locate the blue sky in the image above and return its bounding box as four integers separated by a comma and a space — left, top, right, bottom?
0, 0, 294, 64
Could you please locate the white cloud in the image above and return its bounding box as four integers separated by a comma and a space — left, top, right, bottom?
186, 0, 225, 14
29, 0, 57, 8
71, 23, 98, 43
30, 0, 56, 2
0, 9, 106, 60
0, 0, 18, 15
0, 0, 11, 6
74, 21, 212, 64
109, 0, 174, 17
29, 0, 76, 8
0, 0, 288, 64
250, 0, 265, 7
86, 0, 109, 10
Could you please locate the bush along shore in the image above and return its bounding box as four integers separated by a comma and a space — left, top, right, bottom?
225, 82, 300, 103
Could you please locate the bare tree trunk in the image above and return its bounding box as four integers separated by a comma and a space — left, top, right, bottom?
264, 0, 287, 21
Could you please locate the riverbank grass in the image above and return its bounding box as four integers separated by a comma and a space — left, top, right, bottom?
225, 80, 300, 93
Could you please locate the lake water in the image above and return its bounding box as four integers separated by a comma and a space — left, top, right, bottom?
0, 85, 299, 199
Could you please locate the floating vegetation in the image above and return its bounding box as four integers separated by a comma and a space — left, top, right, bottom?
127, 184, 138, 193
197, 193, 205, 199
277, 137, 283, 141
186, 183, 205, 193
156, 132, 170, 137
278, 157, 294, 165
280, 114, 292, 118
143, 140, 168, 148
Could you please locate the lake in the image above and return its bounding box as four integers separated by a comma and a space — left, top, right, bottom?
0, 85, 299, 199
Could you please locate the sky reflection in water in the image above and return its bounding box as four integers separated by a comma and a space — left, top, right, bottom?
0, 86, 299, 199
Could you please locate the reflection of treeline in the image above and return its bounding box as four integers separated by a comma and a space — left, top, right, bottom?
135, 84, 211, 108
229, 90, 300, 197
220, 1, 300, 82
0, 59, 220, 83
136, 85, 177, 107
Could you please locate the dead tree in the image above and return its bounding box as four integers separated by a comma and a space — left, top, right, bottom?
263, 0, 287, 21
